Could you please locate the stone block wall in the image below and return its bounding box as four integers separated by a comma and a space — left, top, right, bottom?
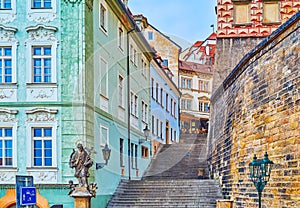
208, 11, 300, 208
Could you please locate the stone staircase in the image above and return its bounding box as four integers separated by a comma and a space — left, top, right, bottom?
143, 134, 209, 179
106, 134, 222, 207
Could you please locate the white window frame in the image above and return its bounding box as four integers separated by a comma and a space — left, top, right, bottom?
0, 124, 17, 168
118, 74, 124, 107
26, 122, 57, 168
0, 26, 17, 84
25, 25, 58, 84
141, 100, 148, 122
118, 23, 124, 51
99, 56, 108, 97
99, 1, 108, 34
31, 126, 54, 167
31, 45, 52, 83
100, 125, 109, 147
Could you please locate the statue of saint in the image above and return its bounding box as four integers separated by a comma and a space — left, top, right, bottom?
69, 143, 93, 187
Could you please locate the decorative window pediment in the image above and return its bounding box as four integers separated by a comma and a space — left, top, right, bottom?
0, 108, 18, 122
25, 25, 58, 42
26, 108, 58, 122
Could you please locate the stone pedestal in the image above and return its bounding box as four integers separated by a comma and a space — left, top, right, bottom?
70, 187, 92, 208
216, 199, 233, 208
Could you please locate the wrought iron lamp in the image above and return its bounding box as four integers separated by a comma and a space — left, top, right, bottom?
96, 144, 111, 169
249, 152, 274, 208
139, 125, 150, 144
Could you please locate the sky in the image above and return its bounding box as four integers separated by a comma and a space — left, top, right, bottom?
128, 0, 217, 48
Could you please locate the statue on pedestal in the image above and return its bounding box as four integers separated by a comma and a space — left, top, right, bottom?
68, 143, 98, 198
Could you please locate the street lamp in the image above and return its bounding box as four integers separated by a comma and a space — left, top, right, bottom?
249, 152, 274, 208
96, 144, 111, 169
139, 125, 150, 144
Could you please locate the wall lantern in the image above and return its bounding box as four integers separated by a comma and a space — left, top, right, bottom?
96, 144, 111, 170
139, 125, 150, 144
249, 152, 274, 208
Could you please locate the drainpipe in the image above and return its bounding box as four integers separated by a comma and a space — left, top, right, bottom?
127, 28, 134, 180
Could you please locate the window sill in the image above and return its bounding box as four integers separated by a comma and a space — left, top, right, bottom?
262, 21, 281, 25
0, 167, 17, 171
27, 167, 58, 170
0, 8, 12, 11
26, 83, 57, 87
100, 93, 109, 101
232, 22, 253, 26
100, 26, 108, 36
0, 83, 17, 88
118, 105, 125, 110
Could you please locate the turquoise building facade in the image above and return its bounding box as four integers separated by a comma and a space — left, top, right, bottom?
0, 0, 153, 207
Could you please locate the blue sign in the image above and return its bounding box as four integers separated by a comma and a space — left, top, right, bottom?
20, 187, 36, 206
16, 175, 34, 207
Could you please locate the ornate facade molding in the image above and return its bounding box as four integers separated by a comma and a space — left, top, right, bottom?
0, 108, 18, 123
26, 108, 58, 122
0, 25, 18, 43
25, 24, 58, 42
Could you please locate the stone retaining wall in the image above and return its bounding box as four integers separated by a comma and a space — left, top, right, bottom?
208, 11, 300, 208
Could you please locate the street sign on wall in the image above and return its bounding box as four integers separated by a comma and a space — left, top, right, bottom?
16, 175, 35, 207
20, 187, 36, 206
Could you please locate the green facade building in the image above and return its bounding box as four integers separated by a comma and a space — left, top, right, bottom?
0, 0, 153, 207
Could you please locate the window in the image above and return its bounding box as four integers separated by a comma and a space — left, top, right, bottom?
170, 98, 173, 114
173, 102, 176, 117
141, 146, 148, 158
32, 46, 52, 83
160, 121, 163, 138
160, 88, 163, 106
174, 130, 176, 142
142, 101, 148, 122
156, 118, 159, 136
233, 2, 250, 25
0, 47, 12, 83
32, 0, 51, 8
118, 75, 124, 107
156, 83, 159, 102
26, 25, 58, 86
120, 138, 124, 167
151, 78, 154, 98
130, 92, 138, 117
199, 102, 210, 112
152, 115, 155, 134
199, 80, 209, 92
135, 144, 138, 169
181, 77, 192, 89
263, 1, 280, 24
130, 143, 137, 169
141, 59, 147, 77
118, 26, 124, 51
181, 99, 192, 110
162, 59, 168, 67
99, 3, 107, 32
166, 93, 169, 111
100, 125, 109, 146
148, 31, 153, 40
100, 57, 108, 97
0, 0, 11, 9
0, 127, 13, 166
32, 127, 53, 167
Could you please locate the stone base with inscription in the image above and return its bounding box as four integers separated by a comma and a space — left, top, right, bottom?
70, 187, 92, 208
